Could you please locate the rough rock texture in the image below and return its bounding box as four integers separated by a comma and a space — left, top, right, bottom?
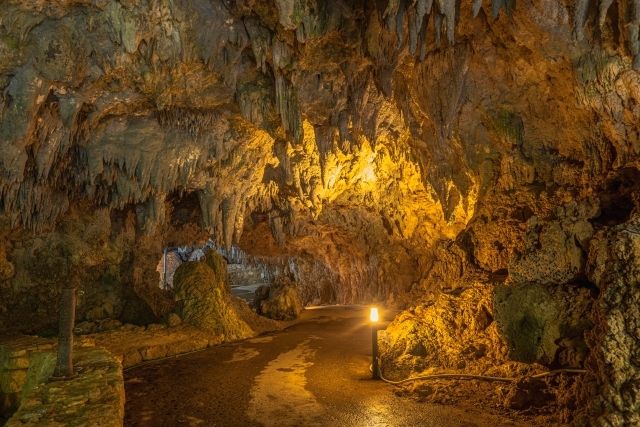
0, 0, 639, 422
6, 347, 124, 427
172, 252, 254, 340
494, 283, 593, 367
381, 285, 510, 374
259, 278, 304, 321
0, 335, 57, 418
575, 215, 640, 425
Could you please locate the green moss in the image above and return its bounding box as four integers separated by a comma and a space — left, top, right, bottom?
173, 259, 252, 340
492, 109, 524, 146
494, 283, 560, 364
20, 352, 56, 401
0, 35, 19, 52
203, 251, 228, 282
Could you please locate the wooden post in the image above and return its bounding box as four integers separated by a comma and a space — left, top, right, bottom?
52, 276, 78, 380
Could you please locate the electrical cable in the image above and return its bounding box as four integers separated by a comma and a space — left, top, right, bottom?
123, 346, 211, 373
372, 359, 587, 385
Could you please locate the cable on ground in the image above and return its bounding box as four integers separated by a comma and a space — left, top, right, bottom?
372, 360, 586, 385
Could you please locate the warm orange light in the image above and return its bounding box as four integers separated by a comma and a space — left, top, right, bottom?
370, 307, 379, 322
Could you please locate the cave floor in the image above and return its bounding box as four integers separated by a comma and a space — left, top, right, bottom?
124, 306, 543, 427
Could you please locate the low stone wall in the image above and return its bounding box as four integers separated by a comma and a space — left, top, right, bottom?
90, 324, 224, 368
0, 325, 218, 423
6, 347, 124, 427
0, 336, 58, 418
0, 307, 283, 425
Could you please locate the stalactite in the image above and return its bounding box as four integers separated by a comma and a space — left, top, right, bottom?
419, 6, 430, 60
439, 0, 456, 44
221, 195, 238, 249
314, 125, 334, 174
574, 0, 591, 41
416, 0, 433, 24
383, 0, 400, 32
598, 0, 613, 28
275, 72, 303, 144
409, 7, 418, 55
631, 0, 640, 70
269, 214, 286, 246
472, 0, 483, 18
412, 0, 433, 56
434, 12, 443, 46
492, 0, 504, 18
396, 0, 407, 48
338, 110, 350, 145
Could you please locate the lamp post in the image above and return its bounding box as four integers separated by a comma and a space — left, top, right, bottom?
370, 307, 380, 380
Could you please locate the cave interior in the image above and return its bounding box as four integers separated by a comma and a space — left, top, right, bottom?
1, 0, 640, 426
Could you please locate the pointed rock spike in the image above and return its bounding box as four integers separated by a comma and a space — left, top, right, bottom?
472, 0, 483, 17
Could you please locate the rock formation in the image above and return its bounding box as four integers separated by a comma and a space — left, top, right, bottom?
257, 277, 304, 320
1, 0, 639, 423
173, 251, 253, 340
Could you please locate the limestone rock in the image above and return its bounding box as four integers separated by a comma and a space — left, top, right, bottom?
166, 313, 182, 328
5, 347, 124, 427
259, 280, 303, 321
504, 377, 553, 410
173, 254, 253, 341
0, 1, 640, 421
253, 284, 271, 312
494, 283, 592, 366
575, 215, 640, 425
380, 285, 510, 373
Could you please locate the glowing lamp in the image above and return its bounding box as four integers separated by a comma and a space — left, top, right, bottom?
370, 307, 379, 323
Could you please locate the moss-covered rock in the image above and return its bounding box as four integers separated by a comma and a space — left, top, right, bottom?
173, 255, 253, 341
259, 280, 303, 321
494, 283, 592, 366
203, 251, 228, 283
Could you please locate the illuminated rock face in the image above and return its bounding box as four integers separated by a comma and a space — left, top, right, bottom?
0, 0, 639, 421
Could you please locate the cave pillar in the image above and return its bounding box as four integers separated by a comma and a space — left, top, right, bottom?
52, 280, 78, 379
578, 216, 640, 425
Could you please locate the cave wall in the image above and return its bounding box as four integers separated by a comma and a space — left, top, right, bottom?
1, 1, 640, 422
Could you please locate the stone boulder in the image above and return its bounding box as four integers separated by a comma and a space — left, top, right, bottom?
494, 282, 592, 366
173, 252, 253, 341
380, 285, 510, 373
253, 285, 270, 312
258, 280, 303, 321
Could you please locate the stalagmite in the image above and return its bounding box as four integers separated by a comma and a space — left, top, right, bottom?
2, 2, 640, 424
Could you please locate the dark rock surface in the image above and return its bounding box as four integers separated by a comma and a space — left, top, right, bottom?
258, 278, 304, 321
